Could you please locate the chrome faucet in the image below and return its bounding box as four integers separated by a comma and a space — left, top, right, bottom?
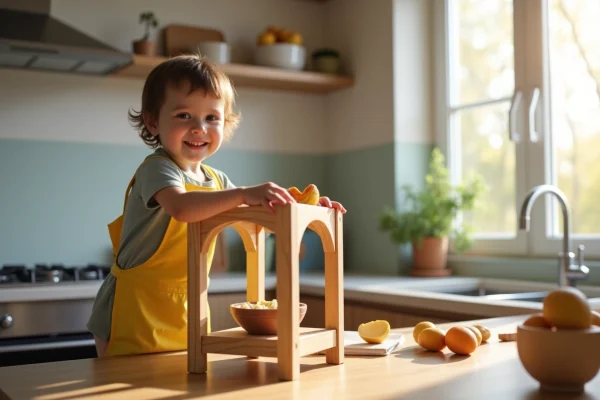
519, 184, 590, 287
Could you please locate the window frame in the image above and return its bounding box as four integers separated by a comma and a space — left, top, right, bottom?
434, 0, 600, 259
528, 0, 600, 258
433, 0, 529, 257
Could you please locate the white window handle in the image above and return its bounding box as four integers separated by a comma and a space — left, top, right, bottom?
528, 87, 540, 143
509, 90, 523, 142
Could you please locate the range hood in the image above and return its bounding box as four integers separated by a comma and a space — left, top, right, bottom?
0, 7, 132, 75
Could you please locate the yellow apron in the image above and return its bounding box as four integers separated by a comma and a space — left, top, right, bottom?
104, 156, 223, 356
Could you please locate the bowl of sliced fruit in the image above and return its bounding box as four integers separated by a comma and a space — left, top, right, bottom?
230, 299, 307, 335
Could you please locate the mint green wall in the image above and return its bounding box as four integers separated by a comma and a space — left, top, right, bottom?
0, 139, 325, 266
0, 138, 433, 275
7, 138, 588, 285
324, 142, 432, 275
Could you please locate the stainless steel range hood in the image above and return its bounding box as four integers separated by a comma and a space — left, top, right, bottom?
0, 7, 132, 75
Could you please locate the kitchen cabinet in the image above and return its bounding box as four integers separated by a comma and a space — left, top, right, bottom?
112, 55, 353, 94
212, 292, 491, 333
300, 295, 475, 331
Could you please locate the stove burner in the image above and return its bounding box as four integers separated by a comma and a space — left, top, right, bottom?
0, 264, 111, 285
33, 264, 66, 283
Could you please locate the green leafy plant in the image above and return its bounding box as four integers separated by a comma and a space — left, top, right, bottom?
138, 11, 159, 41
378, 147, 486, 253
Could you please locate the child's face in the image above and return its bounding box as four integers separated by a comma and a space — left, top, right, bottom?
148, 81, 225, 168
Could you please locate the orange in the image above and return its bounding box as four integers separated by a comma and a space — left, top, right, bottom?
445, 326, 478, 355
465, 326, 482, 346
523, 313, 552, 329
286, 32, 303, 46
473, 324, 491, 342
417, 327, 446, 352
413, 321, 436, 342
543, 287, 592, 329
276, 29, 291, 42
257, 32, 276, 46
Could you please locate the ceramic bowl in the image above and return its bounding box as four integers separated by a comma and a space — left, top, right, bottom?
517, 324, 600, 393
192, 41, 230, 64
230, 302, 307, 335
254, 43, 306, 71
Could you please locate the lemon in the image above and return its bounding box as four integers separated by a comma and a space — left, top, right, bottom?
286, 32, 303, 46
472, 324, 491, 342
358, 320, 391, 344
417, 327, 446, 352
523, 313, 551, 329
413, 321, 436, 342
465, 326, 482, 346
257, 32, 276, 46
543, 287, 592, 329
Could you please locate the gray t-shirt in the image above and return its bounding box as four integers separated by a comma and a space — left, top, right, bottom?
87, 148, 235, 341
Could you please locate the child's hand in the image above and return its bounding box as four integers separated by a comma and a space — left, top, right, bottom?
241, 182, 296, 213
318, 196, 347, 214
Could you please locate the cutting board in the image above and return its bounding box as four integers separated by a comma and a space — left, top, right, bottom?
320, 331, 405, 356
163, 24, 225, 57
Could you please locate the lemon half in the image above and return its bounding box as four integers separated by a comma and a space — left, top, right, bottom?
358, 320, 391, 344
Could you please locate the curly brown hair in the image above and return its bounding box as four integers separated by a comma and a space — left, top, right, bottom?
128, 54, 241, 148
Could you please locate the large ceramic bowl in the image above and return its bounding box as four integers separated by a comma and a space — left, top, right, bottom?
230, 302, 307, 335
517, 324, 600, 393
254, 43, 306, 71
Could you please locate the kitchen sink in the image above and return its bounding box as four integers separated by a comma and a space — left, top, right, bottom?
444, 289, 548, 303
405, 278, 600, 305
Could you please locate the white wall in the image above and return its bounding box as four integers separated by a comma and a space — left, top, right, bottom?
322, 0, 432, 154
0, 0, 330, 155
393, 0, 433, 145
324, 0, 396, 153
0, 0, 433, 154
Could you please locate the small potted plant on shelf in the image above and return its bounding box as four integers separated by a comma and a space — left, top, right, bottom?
311, 48, 341, 74
378, 147, 486, 277
132, 11, 159, 56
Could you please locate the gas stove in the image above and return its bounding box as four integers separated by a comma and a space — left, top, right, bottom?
0, 263, 111, 366
0, 264, 111, 285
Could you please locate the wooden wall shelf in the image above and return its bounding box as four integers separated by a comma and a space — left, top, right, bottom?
112, 55, 353, 94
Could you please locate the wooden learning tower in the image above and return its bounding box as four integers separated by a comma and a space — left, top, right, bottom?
187, 203, 345, 381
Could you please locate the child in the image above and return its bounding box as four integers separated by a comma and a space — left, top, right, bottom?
87, 54, 347, 358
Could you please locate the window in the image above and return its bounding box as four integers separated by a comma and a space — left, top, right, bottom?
435, 0, 600, 258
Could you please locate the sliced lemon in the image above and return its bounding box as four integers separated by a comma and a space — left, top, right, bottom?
358, 320, 391, 344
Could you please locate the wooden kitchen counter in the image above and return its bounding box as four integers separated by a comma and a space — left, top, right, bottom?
0, 315, 598, 400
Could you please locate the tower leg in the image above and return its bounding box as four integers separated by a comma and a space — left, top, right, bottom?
246, 224, 265, 303
325, 210, 344, 365
188, 221, 208, 374
276, 204, 300, 381
246, 224, 265, 359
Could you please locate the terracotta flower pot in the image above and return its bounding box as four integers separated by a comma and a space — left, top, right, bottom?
410, 236, 450, 277
133, 40, 155, 56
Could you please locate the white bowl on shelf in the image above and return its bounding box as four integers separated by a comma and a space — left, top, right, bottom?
254, 43, 306, 71
191, 41, 230, 64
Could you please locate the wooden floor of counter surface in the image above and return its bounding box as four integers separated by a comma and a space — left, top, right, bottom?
0, 315, 598, 400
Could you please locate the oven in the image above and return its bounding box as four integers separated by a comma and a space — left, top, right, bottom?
0, 264, 108, 367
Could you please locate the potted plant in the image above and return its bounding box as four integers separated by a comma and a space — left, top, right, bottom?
378, 147, 485, 277
132, 11, 159, 56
